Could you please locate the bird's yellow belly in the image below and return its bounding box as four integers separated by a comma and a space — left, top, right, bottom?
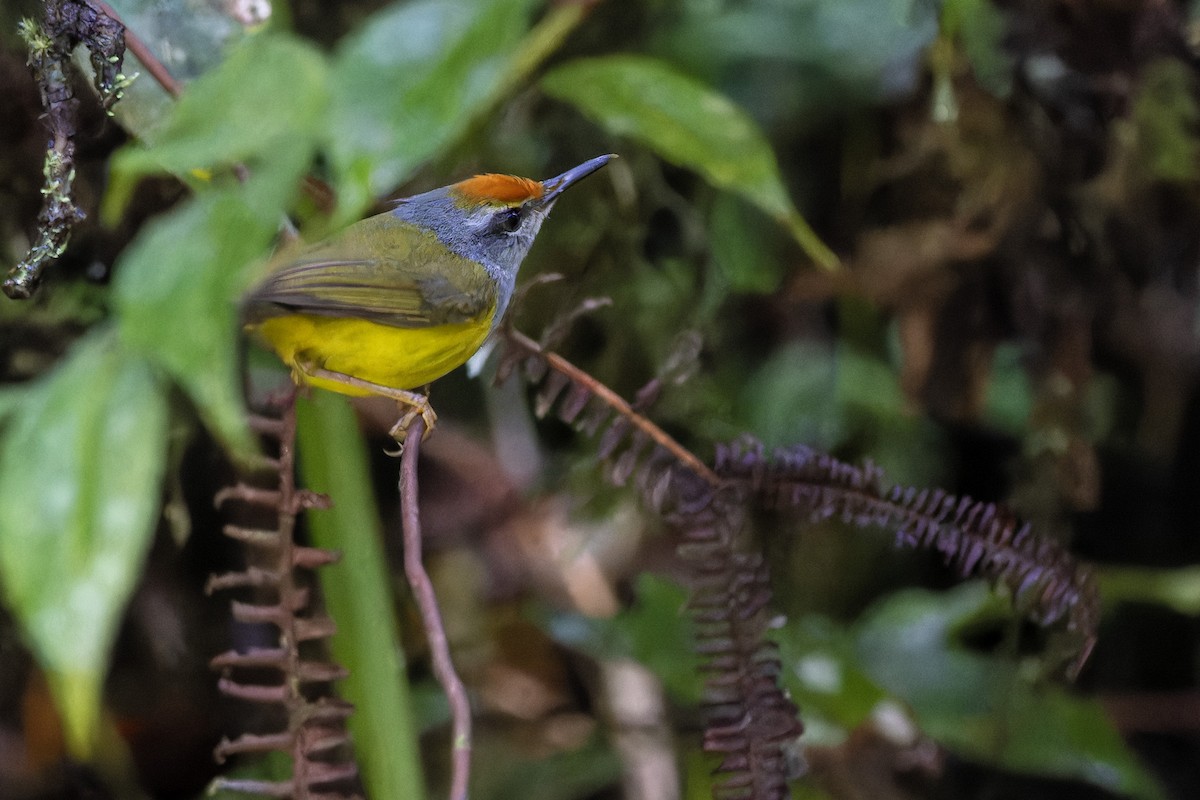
252, 313, 494, 396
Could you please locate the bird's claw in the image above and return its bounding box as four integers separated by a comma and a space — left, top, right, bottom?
388, 396, 437, 446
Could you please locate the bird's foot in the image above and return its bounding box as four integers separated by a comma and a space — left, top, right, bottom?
387, 393, 437, 446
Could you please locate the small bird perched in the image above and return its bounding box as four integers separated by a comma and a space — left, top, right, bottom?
242, 154, 615, 438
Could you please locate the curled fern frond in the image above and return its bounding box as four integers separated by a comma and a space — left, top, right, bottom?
208, 402, 362, 799
714, 437, 1099, 675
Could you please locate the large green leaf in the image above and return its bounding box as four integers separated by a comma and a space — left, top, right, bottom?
110, 33, 329, 182
328, 0, 541, 215
0, 331, 168, 755
105, 31, 328, 452
708, 192, 786, 293
112, 171, 291, 454
541, 55, 839, 271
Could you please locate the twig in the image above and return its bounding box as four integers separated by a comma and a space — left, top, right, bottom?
400, 416, 472, 800
505, 328, 721, 487
88, 0, 183, 98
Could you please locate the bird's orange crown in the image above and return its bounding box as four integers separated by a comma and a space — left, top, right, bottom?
451, 173, 544, 207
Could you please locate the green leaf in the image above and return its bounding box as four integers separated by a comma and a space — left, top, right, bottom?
709, 192, 785, 293
110, 33, 329, 181
328, 0, 541, 214
0, 330, 168, 756
1099, 564, 1200, 616
0, 385, 29, 420
103, 33, 327, 225
742, 341, 841, 450
112, 165, 296, 454
982, 343, 1033, 435
296, 393, 425, 800
855, 585, 1166, 800
774, 615, 889, 735
942, 0, 1014, 96
855, 584, 1008, 720
1134, 58, 1200, 183
541, 54, 838, 270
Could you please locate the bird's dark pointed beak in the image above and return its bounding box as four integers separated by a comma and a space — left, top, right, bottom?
539, 154, 617, 205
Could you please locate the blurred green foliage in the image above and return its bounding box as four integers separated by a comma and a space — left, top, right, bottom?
1, 0, 1197, 798
851, 585, 1161, 799
541, 574, 702, 705
1134, 58, 1200, 184
654, 0, 938, 123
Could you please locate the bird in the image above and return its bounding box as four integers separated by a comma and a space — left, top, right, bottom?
242, 154, 615, 439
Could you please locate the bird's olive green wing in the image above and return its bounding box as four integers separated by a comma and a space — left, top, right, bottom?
242, 216, 495, 329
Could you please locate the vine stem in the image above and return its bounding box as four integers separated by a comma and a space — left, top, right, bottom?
505, 328, 722, 487
400, 417, 472, 800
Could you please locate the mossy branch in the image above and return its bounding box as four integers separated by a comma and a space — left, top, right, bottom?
8, 1, 128, 299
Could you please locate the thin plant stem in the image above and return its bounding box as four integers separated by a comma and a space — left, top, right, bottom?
400, 417, 472, 800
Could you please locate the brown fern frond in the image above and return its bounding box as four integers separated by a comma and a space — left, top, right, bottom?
208, 398, 362, 799
713, 437, 1099, 676
497, 327, 718, 513
499, 325, 802, 797
675, 493, 803, 800
499, 317, 1098, 800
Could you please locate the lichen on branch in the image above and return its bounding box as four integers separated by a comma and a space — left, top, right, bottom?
7, 1, 131, 299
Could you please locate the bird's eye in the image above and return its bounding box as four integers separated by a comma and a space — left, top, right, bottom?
493, 208, 522, 234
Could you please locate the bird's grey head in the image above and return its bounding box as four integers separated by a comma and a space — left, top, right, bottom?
392, 155, 615, 319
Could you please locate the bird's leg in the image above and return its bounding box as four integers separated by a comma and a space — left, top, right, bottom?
301, 365, 437, 442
